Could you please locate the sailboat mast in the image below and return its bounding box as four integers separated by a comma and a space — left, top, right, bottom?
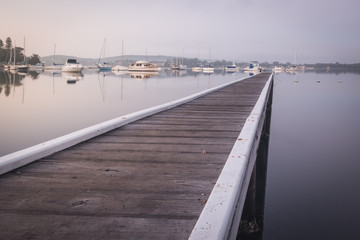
104, 39, 106, 63
53, 43, 56, 64
14, 42, 16, 66
121, 40, 124, 65
98, 38, 106, 65
208, 48, 211, 66
23, 37, 26, 63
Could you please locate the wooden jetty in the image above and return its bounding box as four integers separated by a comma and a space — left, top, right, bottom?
0, 72, 273, 240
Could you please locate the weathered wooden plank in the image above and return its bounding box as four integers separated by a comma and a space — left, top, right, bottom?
45, 150, 229, 164
119, 123, 243, 131
105, 129, 240, 138
0, 213, 196, 240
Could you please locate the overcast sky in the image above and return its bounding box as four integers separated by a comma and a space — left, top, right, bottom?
2, 0, 360, 64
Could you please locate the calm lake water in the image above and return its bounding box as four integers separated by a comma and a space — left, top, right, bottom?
263, 71, 360, 240
0, 69, 246, 157
1, 69, 359, 239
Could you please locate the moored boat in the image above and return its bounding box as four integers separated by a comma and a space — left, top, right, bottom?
203, 67, 214, 73
225, 63, 238, 72
272, 66, 285, 73
45, 63, 63, 71
112, 65, 128, 71
30, 63, 45, 71
244, 61, 262, 72
203, 48, 214, 73
98, 62, 112, 71
192, 66, 203, 72
62, 59, 83, 73
128, 60, 160, 72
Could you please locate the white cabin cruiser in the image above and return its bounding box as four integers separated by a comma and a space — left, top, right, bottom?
128, 61, 160, 72
62, 59, 83, 73
244, 61, 262, 72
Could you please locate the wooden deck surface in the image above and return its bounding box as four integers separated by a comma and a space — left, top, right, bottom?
0, 72, 271, 240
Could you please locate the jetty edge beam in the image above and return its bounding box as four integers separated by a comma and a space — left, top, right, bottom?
0, 75, 251, 175
189, 73, 273, 240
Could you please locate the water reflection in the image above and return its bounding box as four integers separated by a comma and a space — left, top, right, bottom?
0, 69, 248, 157
0, 71, 25, 97
62, 72, 84, 84
129, 72, 159, 79
260, 72, 360, 240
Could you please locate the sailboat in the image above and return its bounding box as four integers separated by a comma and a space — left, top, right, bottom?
202, 48, 214, 73
10, 42, 29, 72
225, 62, 238, 72
171, 50, 187, 71
285, 50, 304, 72
97, 38, 112, 71
45, 44, 63, 70
112, 40, 128, 72
170, 52, 181, 71
17, 38, 29, 72
192, 49, 203, 72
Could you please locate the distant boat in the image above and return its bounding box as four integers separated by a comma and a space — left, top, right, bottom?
11, 64, 29, 72
244, 61, 261, 72
97, 38, 112, 71
203, 66, 214, 73
112, 40, 128, 72
9, 43, 29, 72
225, 63, 237, 72
62, 59, 83, 73
45, 63, 63, 71
272, 66, 284, 73
171, 65, 180, 71
112, 65, 128, 71
171, 52, 187, 71
179, 64, 187, 70
192, 66, 203, 72
45, 44, 63, 70
30, 63, 45, 71
285, 65, 297, 73
203, 48, 214, 73
98, 62, 112, 71
128, 60, 160, 72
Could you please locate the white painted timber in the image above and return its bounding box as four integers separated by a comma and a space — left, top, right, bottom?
189, 73, 273, 240
0, 75, 252, 175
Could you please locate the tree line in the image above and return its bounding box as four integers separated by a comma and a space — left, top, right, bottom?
0, 37, 40, 65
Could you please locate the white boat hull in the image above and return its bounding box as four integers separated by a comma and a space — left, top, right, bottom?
62, 65, 83, 72
128, 67, 160, 72
203, 67, 214, 73
128, 60, 160, 72
192, 67, 203, 72
112, 65, 128, 71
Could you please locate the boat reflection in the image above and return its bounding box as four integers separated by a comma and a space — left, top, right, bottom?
129, 72, 159, 80
62, 72, 84, 84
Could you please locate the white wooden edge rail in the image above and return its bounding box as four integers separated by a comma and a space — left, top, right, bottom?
0, 75, 252, 175
188, 73, 273, 240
